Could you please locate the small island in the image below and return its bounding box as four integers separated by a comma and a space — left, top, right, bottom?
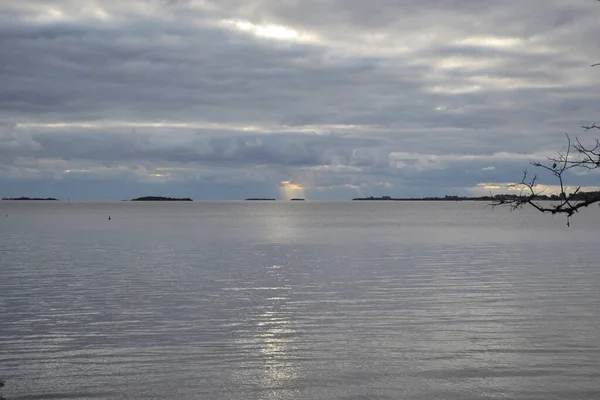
131, 196, 193, 201
290, 198, 305, 201
245, 198, 276, 201
2, 197, 58, 201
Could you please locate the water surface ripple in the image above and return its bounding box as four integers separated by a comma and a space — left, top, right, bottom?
1, 201, 599, 399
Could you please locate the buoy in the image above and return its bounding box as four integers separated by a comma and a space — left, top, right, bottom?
108, 215, 111, 220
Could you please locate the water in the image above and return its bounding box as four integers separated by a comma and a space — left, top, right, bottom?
1, 201, 599, 399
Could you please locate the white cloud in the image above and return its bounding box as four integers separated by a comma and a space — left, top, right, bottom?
220, 18, 317, 42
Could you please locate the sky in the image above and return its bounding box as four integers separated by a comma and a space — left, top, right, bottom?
1, 0, 600, 200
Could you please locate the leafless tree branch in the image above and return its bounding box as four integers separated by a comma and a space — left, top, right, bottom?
492, 131, 600, 226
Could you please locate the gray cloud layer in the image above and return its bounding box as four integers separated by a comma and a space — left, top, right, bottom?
1, 0, 600, 199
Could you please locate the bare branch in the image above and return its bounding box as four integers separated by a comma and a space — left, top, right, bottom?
582, 123, 600, 130
492, 130, 600, 225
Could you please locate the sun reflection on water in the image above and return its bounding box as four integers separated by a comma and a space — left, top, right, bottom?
231, 263, 300, 395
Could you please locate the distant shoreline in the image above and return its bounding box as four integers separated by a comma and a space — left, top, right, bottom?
352, 192, 600, 201
352, 196, 490, 201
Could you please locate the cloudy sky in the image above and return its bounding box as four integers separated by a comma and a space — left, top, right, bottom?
1, 0, 600, 200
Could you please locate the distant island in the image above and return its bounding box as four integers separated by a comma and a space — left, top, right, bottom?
131, 196, 193, 201
2, 197, 58, 201
353, 192, 600, 201
245, 198, 276, 201
353, 195, 482, 201
290, 198, 305, 201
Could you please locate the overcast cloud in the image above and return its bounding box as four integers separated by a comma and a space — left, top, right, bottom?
1, 0, 600, 199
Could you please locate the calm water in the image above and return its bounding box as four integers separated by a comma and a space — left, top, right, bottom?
1, 201, 599, 400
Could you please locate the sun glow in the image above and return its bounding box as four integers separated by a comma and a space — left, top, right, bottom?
279, 180, 305, 200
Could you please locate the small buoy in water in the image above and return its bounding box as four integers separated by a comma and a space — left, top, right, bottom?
108, 215, 111, 220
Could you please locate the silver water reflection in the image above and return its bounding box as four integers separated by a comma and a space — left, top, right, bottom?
1, 201, 599, 399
